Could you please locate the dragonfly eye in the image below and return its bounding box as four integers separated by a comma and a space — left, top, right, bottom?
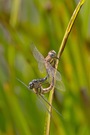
33, 79, 37, 83
29, 82, 34, 89
48, 50, 56, 58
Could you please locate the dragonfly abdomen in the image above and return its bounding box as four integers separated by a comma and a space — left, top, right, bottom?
41, 78, 54, 94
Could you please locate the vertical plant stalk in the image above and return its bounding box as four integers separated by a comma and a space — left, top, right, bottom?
44, 0, 86, 135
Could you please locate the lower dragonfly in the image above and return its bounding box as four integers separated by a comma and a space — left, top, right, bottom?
28, 75, 54, 94
16, 77, 63, 117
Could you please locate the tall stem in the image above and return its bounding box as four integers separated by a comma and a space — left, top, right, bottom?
44, 0, 86, 135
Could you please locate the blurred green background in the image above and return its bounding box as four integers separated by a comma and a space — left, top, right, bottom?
0, 0, 90, 135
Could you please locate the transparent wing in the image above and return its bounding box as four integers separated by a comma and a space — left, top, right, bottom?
47, 77, 65, 92
38, 62, 46, 73
30, 44, 45, 63
45, 62, 65, 91
30, 44, 46, 73
46, 62, 62, 81
55, 80, 66, 91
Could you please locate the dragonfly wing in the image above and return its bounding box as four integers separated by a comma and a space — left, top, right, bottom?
55, 80, 66, 91
38, 62, 46, 73
47, 77, 65, 92
30, 44, 46, 72
47, 62, 62, 81
30, 44, 45, 63
46, 63, 65, 91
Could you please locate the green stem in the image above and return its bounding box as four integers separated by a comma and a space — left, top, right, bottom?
44, 0, 86, 135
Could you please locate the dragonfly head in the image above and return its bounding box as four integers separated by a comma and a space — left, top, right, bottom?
28, 79, 41, 89
28, 81, 34, 89
48, 50, 59, 59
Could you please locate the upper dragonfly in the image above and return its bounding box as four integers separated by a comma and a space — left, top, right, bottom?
31, 45, 65, 91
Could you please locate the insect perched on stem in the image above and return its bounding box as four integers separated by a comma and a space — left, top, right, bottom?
16, 77, 63, 117
17, 46, 65, 116
31, 45, 65, 91
28, 76, 54, 94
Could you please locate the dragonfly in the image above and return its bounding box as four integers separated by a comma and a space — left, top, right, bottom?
31, 45, 65, 91
16, 77, 63, 117
28, 76, 54, 94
